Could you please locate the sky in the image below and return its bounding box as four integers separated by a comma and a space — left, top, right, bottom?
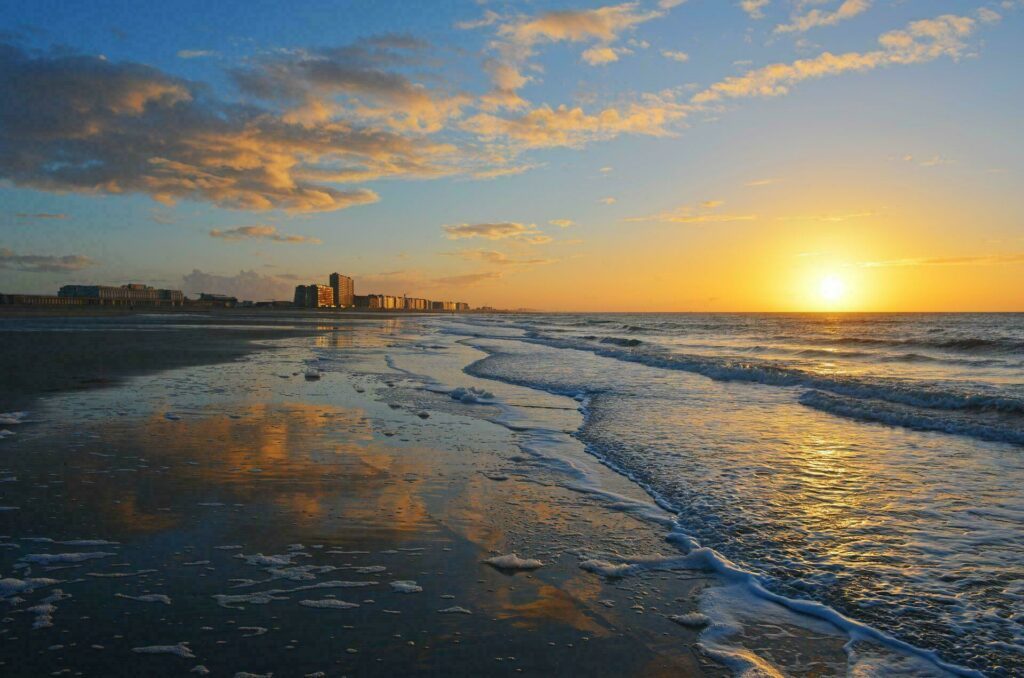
1, 0, 1022, 311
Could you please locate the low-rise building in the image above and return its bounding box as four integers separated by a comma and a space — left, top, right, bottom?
59, 284, 184, 305
196, 293, 238, 307
1, 293, 90, 306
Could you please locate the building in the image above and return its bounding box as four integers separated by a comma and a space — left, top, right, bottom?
329, 273, 354, 308
197, 293, 238, 307
59, 284, 184, 306
455, 302, 470, 311
293, 284, 334, 308
431, 300, 457, 312
1, 293, 90, 306
404, 296, 429, 311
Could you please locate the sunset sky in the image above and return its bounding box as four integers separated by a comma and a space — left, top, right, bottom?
1, 0, 1021, 311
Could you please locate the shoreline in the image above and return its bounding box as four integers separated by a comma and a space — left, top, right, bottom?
0, 314, 729, 676
0, 312, 988, 675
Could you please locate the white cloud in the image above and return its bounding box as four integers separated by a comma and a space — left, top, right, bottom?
209, 225, 321, 244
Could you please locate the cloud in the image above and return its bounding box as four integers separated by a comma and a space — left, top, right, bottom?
581, 45, 632, 65
471, 162, 540, 180
455, 10, 502, 31
860, 254, 1024, 268
229, 35, 469, 133
746, 178, 777, 186
0, 248, 94, 272
549, 219, 575, 228
475, 2, 667, 112
209, 225, 321, 244
442, 221, 542, 240
181, 268, 301, 300
740, 0, 771, 20
692, 13, 985, 105
0, 41, 463, 213
775, 0, 872, 35
661, 49, 690, 62
497, 3, 661, 47
461, 95, 688, 149
904, 153, 953, 167
599, 197, 617, 204
177, 49, 217, 59
446, 249, 556, 266
777, 210, 877, 222
432, 271, 503, 286
14, 212, 68, 219
626, 204, 756, 223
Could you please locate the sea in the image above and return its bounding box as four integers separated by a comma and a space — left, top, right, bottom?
439, 312, 1024, 675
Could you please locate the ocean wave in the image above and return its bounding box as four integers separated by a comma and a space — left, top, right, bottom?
822, 335, 1024, 354
524, 334, 1024, 421
597, 336, 643, 347
798, 390, 1024, 446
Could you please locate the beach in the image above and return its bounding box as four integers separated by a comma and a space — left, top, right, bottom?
0, 312, 728, 676
1, 311, 1019, 676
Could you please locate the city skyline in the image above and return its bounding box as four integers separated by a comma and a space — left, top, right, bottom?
1, 1, 1022, 311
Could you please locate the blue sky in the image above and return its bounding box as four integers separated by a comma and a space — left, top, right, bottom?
1, 0, 1022, 310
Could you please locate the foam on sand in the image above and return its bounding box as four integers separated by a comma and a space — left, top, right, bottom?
21, 552, 117, 565
299, 599, 360, 609
116, 593, 171, 604
483, 554, 543, 571
449, 386, 495, 404
438, 606, 472, 614
132, 643, 195, 658
390, 580, 422, 593
0, 576, 60, 599
0, 412, 30, 425
212, 592, 286, 608
29, 589, 70, 629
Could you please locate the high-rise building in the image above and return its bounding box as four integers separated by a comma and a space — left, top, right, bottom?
294, 284, 334, 308
329, 273, 354, 308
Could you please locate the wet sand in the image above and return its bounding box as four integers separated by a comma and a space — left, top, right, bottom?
0, 314, 732, 676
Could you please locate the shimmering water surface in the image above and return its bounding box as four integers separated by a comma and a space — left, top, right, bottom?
447, 312, 1024, 675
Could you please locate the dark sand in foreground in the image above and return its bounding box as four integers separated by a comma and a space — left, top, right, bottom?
0, 313, 739, 676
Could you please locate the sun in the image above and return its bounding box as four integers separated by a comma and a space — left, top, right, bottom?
818, 275, 847, 303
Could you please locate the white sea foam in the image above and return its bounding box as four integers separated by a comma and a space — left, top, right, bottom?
483, 553, 544, 571
22, 552, 116, 565
0, 412, 30, 425
116, 593, 171, 604
390, 580, 422, 593
29, 589, 70, 629
299, 599, 359, 609
669, 612, 710, 628
0, 576, 60, 599
132, 643, 195, 658
449, 386, 495, 404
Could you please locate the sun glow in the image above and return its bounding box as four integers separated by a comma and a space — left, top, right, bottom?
818, 275, 847, 303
